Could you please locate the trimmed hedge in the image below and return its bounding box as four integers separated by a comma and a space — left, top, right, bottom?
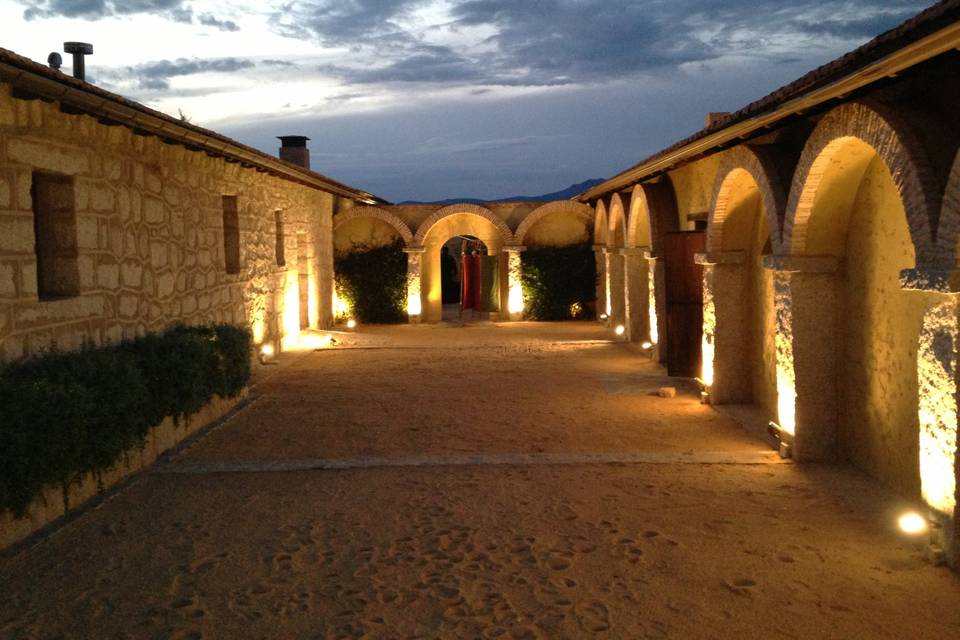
0, 324, 251, 516
521, 244, 597, 320
335, 242, 407, 323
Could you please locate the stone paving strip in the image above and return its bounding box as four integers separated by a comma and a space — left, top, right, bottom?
154, 450, 790, 475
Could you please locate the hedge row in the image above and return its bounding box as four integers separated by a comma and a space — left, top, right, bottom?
0, 324, 251, 516
521, 244, 597, 320
335, 242, 408, 324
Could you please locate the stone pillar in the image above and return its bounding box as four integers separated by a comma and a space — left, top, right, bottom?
696, 251, 748, 403
622, 247, 649, 343
608, 250, 626, 328
645, 250, 667, 364
503, 245, 526, 321
404, 247, 425, 324
763, 255, 839, 462
901, 267, 960, 568
593, 245, 607, 321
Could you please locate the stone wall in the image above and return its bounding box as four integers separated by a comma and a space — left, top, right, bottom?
0, 81, 346, 361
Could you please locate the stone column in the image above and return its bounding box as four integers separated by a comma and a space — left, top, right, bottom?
622, 247, 649, 343
645, 250, 667, 364
696, 251, 748, 403
901, 267, 960, 568
403, 247, 425, 324
763, 255, 839, 462
503, 245, 526, 321
608, 250, 626, 328
593, 245, 608, 322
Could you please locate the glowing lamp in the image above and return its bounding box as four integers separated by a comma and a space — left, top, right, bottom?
641, 341, 653, 350
346, 319, 357, 329
897, 512, 928, 535
599, 313, 609, 320
614, 324, 625, 336
259, 344, 275, 364
407, 295, 422, 317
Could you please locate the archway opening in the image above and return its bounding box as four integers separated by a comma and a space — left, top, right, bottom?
440, 235, 494, 321
796, 137, 920, 494
420, 212, 508, 323
708, 168, 776, 417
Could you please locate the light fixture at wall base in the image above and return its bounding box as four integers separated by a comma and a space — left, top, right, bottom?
259, 343, 276, 365
767, 421, 792, 459
699, 390, 710, 404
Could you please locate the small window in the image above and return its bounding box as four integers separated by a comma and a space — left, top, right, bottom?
275, 211, 285, 267
32, 172, 79, 299
222, 196, 240, 274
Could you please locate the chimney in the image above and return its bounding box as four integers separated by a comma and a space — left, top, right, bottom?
704, 112, 730, 129
278, 136, 311, 170
63, 42, 93, 81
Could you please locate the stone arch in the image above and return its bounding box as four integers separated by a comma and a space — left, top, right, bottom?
627, 181, 680, 251
627, 184, 652, 249
333, 206, 414, 245
707, 146, 786, 254
939, 147, 960, 264
514, 201, 594, 245
414, 203, 513, 246
593, 200, 609, 245
608, 193, 628, 248
784, 101, 938, 263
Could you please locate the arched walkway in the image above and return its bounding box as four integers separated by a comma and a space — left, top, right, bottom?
593, 200, 609, 318
775, 101, 928, 505
701, 146, 783, 412
607, 194, 628, 328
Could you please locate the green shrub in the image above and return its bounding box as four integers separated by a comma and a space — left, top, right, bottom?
335, 242, 407, 324
0, 324, 251, 516
521, 244, 597, 320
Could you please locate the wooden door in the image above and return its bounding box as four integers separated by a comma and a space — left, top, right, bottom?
662, 231, 705, 377
297, 234, 310, 330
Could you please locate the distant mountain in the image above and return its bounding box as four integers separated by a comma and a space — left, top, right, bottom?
398, 178, 605, 205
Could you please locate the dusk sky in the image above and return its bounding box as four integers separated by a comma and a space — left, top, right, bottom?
1, 0, 931, 202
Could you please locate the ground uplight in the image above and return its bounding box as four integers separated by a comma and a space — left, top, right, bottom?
897, 512, 927, 535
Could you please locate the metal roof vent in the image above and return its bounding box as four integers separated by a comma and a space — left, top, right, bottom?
63, 42, 93, 81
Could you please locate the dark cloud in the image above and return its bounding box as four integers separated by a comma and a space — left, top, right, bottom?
198, 12, 239, 32
276, 0, 928, 87
261, 58, 297, 67
102, 57, 256, 91
319, 44, 482, 84
19, 0, 239, 32
268, 0, 429, 44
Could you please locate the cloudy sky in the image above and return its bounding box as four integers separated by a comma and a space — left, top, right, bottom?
1, 0, 931, 201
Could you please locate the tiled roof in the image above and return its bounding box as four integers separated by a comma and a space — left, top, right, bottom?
0, 46, 386, 205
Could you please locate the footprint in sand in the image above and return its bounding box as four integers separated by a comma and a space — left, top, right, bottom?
724, 578, 758, 596
574, 600, 611, 632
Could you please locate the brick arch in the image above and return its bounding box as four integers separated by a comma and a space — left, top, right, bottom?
413, 203, 514, 246
608, 193, 628, 248
333, 206, 413, 245
707, 146, 786, 254
627, 182, 679, 250
784, 101, 939, 262
514, 201, 594, 244
594, 200, 609, 245
937, 147, 960, 265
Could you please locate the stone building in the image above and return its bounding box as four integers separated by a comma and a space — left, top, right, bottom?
580, 2, 960, 565
0, 47, 383, 362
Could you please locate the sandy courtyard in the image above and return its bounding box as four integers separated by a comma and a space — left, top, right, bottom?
1, 322, 959, 639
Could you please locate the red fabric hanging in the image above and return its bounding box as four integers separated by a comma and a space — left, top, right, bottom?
461, 255, 482, 310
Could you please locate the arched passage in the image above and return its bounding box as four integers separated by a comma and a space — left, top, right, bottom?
701, 146, 784, 412
333, 206, 414, 247
777, 102, 930, 500
415, 205, 513, 323
607, 193, 628, 327
593, 200, 609, 318
514, 201, 593, 246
